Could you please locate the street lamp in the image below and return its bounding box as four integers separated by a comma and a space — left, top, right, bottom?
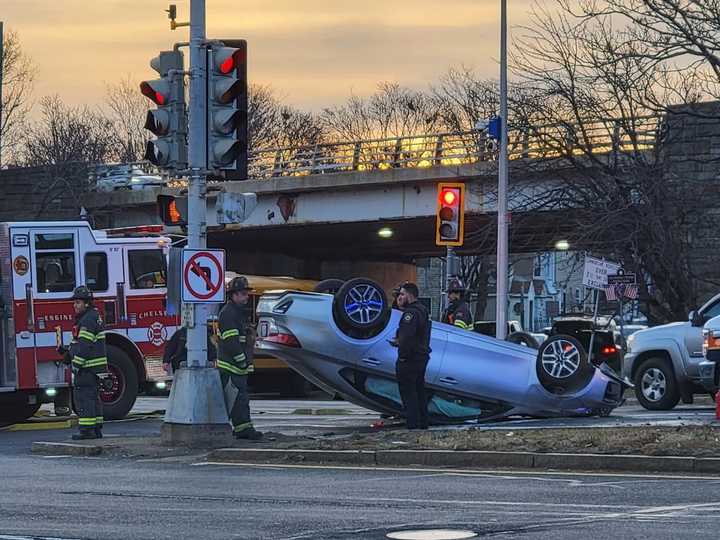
555, 240, 570, 251
495, 0, 510, 340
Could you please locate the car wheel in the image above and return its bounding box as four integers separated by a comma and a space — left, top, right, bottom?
536, 334, 595, 394
633, 357, 680, 410
313, 278, 345, 295
332, 277, 390, 339
100, 345, 139, 420
506, 332, 539, 349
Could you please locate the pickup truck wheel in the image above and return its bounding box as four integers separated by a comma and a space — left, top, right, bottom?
633, 357, 680, 410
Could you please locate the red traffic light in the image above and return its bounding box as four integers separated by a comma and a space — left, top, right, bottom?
441, 189, 457, 206
214, 47, 245, 75
140, 80, 169, 106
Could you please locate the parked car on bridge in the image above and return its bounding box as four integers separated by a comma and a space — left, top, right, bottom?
624, 292, 720, 410
256, 278, 628, 423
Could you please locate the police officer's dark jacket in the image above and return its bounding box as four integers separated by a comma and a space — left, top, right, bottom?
217, 301, 253, 375
442, 299, 473, 331
69, 307, 107, 373
397, 301, 431, 362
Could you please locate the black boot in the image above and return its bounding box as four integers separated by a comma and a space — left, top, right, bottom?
72, 429, 98, 441
94, 425, 103, 439
234, 427, 263, 441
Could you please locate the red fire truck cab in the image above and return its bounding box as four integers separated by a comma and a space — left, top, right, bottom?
0, 221, 177, 424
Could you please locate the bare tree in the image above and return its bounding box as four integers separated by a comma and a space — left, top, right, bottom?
508, 1, 720, 323
21, 96, 117, 167
1, 29, 36, 165
104, 76, 151, 162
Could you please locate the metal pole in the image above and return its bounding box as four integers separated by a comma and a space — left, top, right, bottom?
186, 0, 208, 368
0, 21, 4, 168
445, 246, 460, 314
587, 289, 601, 365
495, 0, 509, 340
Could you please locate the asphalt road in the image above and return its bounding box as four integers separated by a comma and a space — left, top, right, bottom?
1, 452, 720, 539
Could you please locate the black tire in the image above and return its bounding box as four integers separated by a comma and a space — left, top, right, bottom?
101, 345, 139, 420
633, 357, 680, 410
0, 402, 41, 424
536, 334, 595, 394
332, 277, 390, 339
314, 279, 345, 295
506, 331, 539, 349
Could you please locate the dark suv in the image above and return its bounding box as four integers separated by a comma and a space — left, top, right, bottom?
548, 316, 623, 373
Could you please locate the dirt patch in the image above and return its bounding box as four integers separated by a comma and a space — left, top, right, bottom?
274, 425, 720, 457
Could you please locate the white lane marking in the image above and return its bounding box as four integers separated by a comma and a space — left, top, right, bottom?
195, 461, 720, 482
0, 535, 82, 540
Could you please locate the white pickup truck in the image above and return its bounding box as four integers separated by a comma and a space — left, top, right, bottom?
701, 314, 720, 392
623, 292, 720, 410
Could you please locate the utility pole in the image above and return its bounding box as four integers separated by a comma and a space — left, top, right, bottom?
161, 0, 231, 446
495, 0, 509, 340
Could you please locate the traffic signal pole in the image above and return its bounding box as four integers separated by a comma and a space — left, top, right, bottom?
162, 0, 231, 445
495, 0, 509, 340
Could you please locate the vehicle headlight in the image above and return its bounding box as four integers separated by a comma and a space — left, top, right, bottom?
626, 334, 636, 353
704, 329, 720, 357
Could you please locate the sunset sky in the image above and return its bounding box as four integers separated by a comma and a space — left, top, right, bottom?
4, 0, 537, 111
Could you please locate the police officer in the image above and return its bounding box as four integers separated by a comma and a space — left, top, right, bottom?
442, 277, 473, 331
217, 276, 262, 440
59, 286, 107, 440
394, 282, 431, 430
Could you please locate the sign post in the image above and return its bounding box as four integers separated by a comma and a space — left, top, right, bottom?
582, 256, 620, 365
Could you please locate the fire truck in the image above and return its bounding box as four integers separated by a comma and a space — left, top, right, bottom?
0, 221, 177, 424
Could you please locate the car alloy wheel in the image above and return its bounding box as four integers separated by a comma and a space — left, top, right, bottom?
343, 283, 384, 325
541, 338, 581, 379
640, 367, 666, 402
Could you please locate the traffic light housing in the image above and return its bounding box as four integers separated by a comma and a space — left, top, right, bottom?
435, 182, 465, 246
206, 40, 248, 179
157, 195, 188, 226
141, 50, 187, 170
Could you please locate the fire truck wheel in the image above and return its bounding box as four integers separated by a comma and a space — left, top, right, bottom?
101, 346, 139, 420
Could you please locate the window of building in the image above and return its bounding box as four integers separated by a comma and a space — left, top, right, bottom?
85, 252, 108, 292
128, 250, 167, 289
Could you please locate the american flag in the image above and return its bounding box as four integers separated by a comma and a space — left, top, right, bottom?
605, 284, 638, 301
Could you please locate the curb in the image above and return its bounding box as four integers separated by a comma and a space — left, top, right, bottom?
31, 441, 105, 457
207, 448, 720, 474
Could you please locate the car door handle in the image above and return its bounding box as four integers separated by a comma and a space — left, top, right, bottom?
439, 376, 459, 385
362, 357, 381, 366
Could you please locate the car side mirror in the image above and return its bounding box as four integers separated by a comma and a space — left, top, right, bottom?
690, 310, 704, 327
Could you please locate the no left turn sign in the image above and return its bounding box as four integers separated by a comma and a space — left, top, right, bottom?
182, 249, 226, 303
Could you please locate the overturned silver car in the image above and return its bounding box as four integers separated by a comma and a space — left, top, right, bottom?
256, 278, 628, 423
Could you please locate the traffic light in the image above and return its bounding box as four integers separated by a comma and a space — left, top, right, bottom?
206, 40, 248, 178
157, 195, 188, 226
435, 182, 465, 246
140, 50, 187, 170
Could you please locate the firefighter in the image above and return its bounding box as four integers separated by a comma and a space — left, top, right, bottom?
393, 282, 432, 430
442, 277, 473, 331
58, 286, 107, 440
217, 276, 262, 440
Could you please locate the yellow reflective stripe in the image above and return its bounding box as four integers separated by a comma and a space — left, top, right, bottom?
72, 356, 86, 367
96, 331, 106, 340
233, 353, 247, 362
78, 418, 96, 426
233, 422, 253, 432
84, 357, 108, 368
238, 336, 247, 343
454, 320, 470, 330
221, 329, 240, 340
78, 329, 96, 341
95, 417, 104, 423
217, 360, 252, 375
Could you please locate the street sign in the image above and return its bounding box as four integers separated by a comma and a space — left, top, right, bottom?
582, 256, 621, 290
182, 249, 226, 303
607, 271, 638, 301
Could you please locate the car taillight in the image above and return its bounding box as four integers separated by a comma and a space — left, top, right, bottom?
601, 345, 617, 356
264, 331, 301, 348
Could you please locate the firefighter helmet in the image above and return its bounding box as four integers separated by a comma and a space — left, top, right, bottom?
447, 278, 466, 294
71, 286, 93, 302
227, 276, 251, 293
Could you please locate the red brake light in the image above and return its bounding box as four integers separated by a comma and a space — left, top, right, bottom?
264, 332, 301, 348
601, 345, 617, 355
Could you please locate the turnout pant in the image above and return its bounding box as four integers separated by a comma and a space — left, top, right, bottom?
74, 370, 103, 430
220, 372, 252, 433
396, 359, 429, 429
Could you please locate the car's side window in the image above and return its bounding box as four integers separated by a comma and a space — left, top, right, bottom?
703, 300, 720, 321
